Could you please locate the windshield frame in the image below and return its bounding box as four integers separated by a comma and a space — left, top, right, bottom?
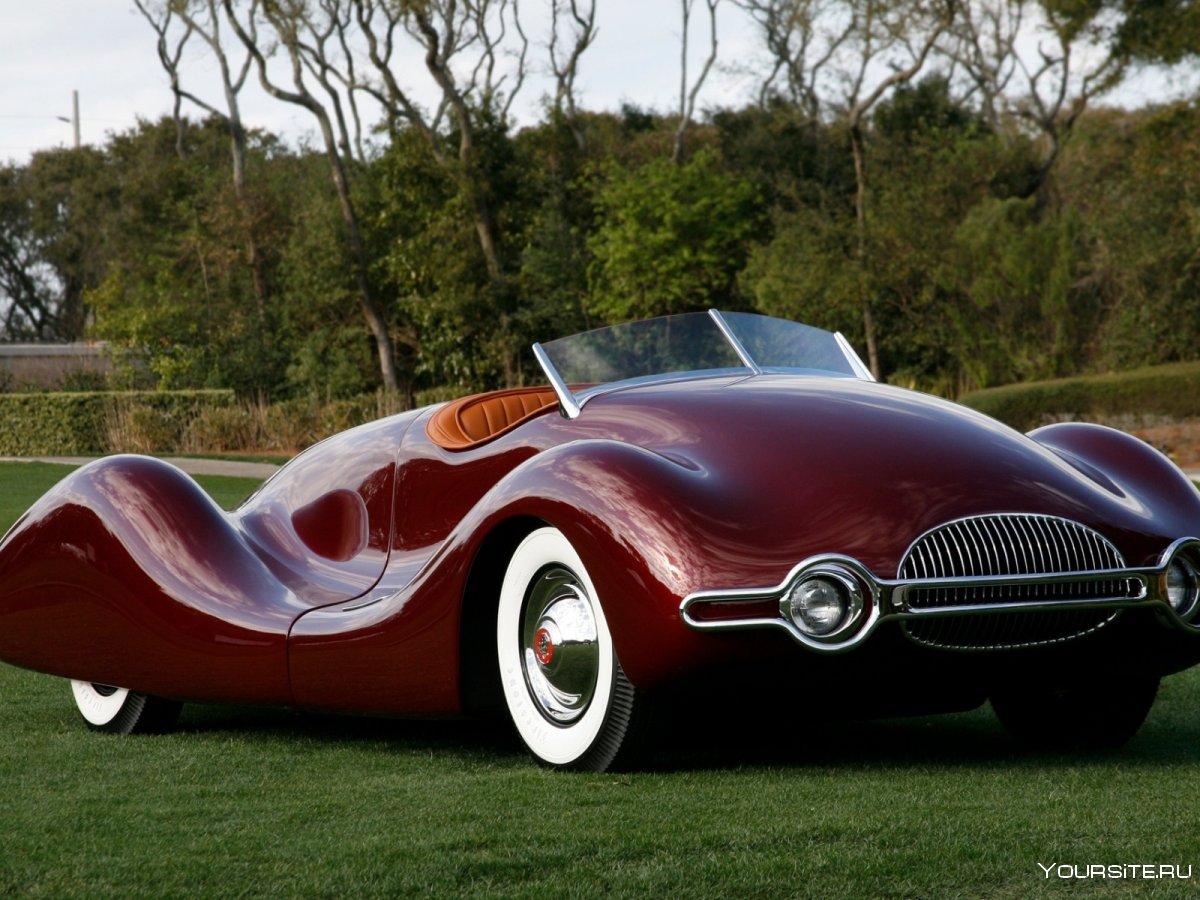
533, 309, 873, 419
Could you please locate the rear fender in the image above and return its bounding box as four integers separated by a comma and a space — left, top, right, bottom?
0, 456, 300, 702
1031, 422, 1200, 560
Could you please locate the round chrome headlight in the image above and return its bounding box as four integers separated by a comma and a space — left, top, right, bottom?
787, 576, 849, 637
1166, 557, 1200, 617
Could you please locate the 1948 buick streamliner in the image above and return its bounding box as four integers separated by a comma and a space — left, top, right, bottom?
2, 310, 1200, 771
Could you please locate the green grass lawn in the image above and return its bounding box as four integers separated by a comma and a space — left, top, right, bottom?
2, 463, 1200, 897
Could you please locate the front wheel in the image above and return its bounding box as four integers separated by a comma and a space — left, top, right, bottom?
990, 675, 1159, 751
496, 527, 649, 771
70, 681, 182, 734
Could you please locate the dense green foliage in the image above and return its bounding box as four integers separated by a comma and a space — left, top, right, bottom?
2, 12, 1200, 402
587, 150, 760, 320
960, 361, 1200, 431
0, 390, 233, 455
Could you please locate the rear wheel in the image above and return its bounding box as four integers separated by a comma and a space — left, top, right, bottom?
990, 675, 1159, 751
70, 680, 182, 734
496, 527, 649, 771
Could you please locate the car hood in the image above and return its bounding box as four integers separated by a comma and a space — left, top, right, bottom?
570, 375, 1199, 579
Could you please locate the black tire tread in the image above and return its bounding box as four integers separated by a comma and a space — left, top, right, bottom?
78, 686, 183, 735
990, 676, 1159, 751
567, 660, 655, 773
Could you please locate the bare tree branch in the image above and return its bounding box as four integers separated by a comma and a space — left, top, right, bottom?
135, 0, 273, 318
133, 0, 195, 157
942, 0, 1131, 194
673, 0, 721, 164
735, 0, 855, 119
290, 0, 365, 165
353, 0, 443, 155
549, 0, 597, 146
847, 1, 953, 128
940, 0, 1021, 132
353, 0, 530, 280
840, 0, 957, 378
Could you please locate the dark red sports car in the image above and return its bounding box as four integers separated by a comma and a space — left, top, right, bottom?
2, 310, 1199, 770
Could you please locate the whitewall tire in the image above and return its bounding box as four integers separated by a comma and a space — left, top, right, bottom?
70, 680, 182, 734
496, 527, 647, 771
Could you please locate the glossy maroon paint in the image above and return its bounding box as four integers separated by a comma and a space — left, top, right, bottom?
2, 373, 1200, 716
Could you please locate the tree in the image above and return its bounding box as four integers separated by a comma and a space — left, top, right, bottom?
352, 0, 529, 282
0, 148, 114, 342
1056, 104, 1200, 371
86, 117, 299, 395
944, 195, 1089, 388
548, 0, 598, 149
588, 150, 759, 321
222, 0, 402, 393
0, 165, 62, 341
1112, 0, 1200, 66
840, 0, 957, 378
369, 123, 509, 391
275, 151, 381, 399
868, 78, 1061, 390
135, 0, 270, 318
736, 0, 956, 378
741, 77, 1052, 393
943, 0, 1161, 196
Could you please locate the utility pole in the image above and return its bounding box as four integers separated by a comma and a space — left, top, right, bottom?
56, 91, 81, 148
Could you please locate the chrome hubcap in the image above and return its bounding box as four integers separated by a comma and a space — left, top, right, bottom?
521, 565, 600, 724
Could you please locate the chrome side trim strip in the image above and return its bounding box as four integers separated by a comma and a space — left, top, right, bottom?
680, 554, 880, 653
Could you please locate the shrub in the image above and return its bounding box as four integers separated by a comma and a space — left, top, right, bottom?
0, 391, 235, 456
959, 362, 1200, 431
255, 391, 414, 453
0, 387, 447, 457
180, 404, 260, 454
113, 390, 414, 456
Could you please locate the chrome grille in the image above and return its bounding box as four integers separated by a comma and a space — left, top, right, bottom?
899, 514, 1133, 650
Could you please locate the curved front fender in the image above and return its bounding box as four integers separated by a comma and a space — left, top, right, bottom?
466, 440, 735, 688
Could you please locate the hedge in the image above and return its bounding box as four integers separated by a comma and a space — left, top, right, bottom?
958, 362, 1200, 432
0, 390, 235, 456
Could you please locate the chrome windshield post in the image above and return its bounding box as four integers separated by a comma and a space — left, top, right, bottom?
533, 342, 582, 419
834, 332, 875, 382
708, 309, 762, 375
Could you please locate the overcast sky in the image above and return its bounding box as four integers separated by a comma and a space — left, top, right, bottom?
0, 1, 765, 164
1, 3, 1195, 166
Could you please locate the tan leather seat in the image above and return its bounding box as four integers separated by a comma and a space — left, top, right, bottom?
426, 386, 559, 451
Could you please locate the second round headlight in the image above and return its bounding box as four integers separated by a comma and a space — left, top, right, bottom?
787, 576, 849, 636
1166, 557, 1200, 617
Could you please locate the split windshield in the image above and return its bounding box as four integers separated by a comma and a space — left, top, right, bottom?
533, 309, 870, 417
